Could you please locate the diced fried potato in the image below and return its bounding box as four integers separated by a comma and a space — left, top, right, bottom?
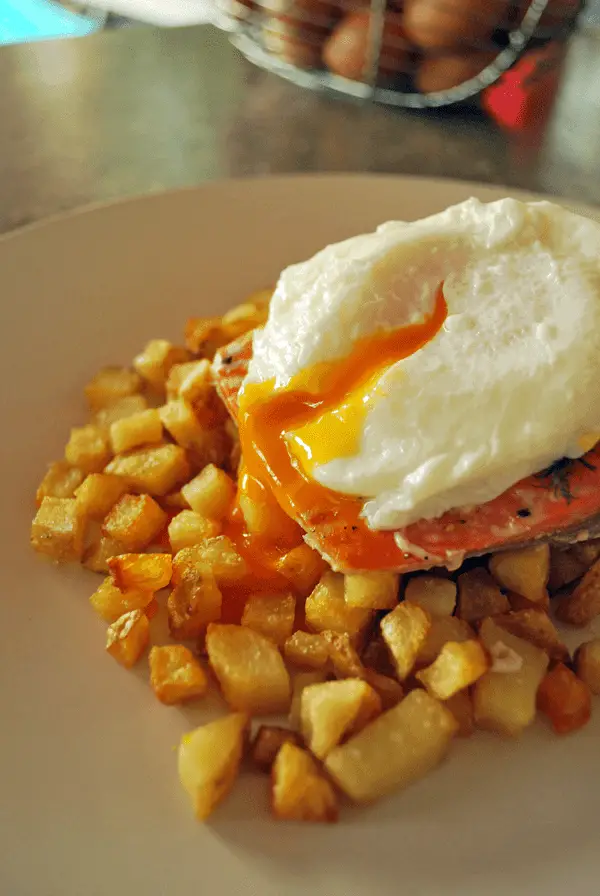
575, 639, 600, 695
95, 394, 148, 428
162, 490, 190, 510
416, 616, 475, 667
30, 497, 86, 562
65, 424, 112, 474
74, 473, 127, 520
344, 572, 399, 610
241, 593, 296, 646
555, 559, 600, 626
166, 360, 206, 401
149, 645, 208, 704
101, 494, 167, 551
284, 632, 330, 670
133, 339, 189, 390
238, 491, 301, 544
473, 617, 549, 736
206, 624, 291, 715
181, 464, 236, 521
160, 399, 207, 451
83, 535, 124, 573
537, 663, 592, 735
548, 547, 587, 592
168, 569, 222, 639
84, 366, 142, 411
172, 536, 247, 585
105, 444, 190, 496
494, 609, 569, 662
272, 743, 338, 823
289, 670, 329, 728
90, 576, 154, 622
489, 545, 549, 605
416, 640, 488, 700
186, 425, 231, 471
185, 316, 228, 357
105, 609, 150, 668
251, 726, 302, 772
321, 630, 365, 679
457, 568, 510, 623
276, 544, 328, 597
36, 461, 85, 506
178, 713, 248, 820
109, 408, 163, 454
361, 635, 396, 676
305, 572, 373, 645
325, 689, 457, 803
380, 601, 431, 681
301, 679, 381, 760
363, 671, 404, 709
404, 576, 457, 617
167, 510, 221, 553
109, 552, 172, 592
222, 298, 270, 340
172, 359, 213, 406
445, 691, 475, 737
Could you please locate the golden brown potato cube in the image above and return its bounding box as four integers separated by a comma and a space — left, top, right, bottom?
457, 568, 510, 623
305, 572, 373, 645
181, 465, 236, 521
133, 339, 189, 390
109, 552, 172, 592
84, 366, 142, 412
241, 592, 296, 646
325, 689, 457, 803
445, 691, 475, 737
321, 630, 365, 679
301, 679, 381, 760
380, 601, 431, 681
206, 623, 291, 715
473, 617, 549, 736
284, 632, 330, 670
30, 497, 86, 562
251, 725, 302, 772
162, 489, 190, 510
65, 424, 112, 474
537, 663, 592, 735
74, 473, 127, 520
272, 743, 338, 823
109, 408, 163, 454
90, 576, 154, 622
167, 510, 221, 553
178, 713, 248, 820
289, 670, 329, 728
105, 443, 190, 496
169, 358, 213, 406
149, 644, 208, 704
344, 572, 399, 610
36, 461, 85, 505
184, 316, 228, 356
186, 425, 231, 472
167, 569, 222, 639
489, 544, 549, 605
575, 639, 600, 694
276, 544, 328, 597
101, 494, 167, 551
494, 609, 569, 662
166, 360, 205, 401
363, 671, 404, 710
416, 640, 489, 700
83, 535, 124, 573
172, 536, 247, 586
159, 399, 205, 450
238, 490, 301, 544
555, 559, 600, 626
105, 609, 150, 668
404, 576, 457, 616
222, 298, 270, 340
361, 635, 396, 676
416, 615, 475, 667
95, 394, 148, 428
548, 546, 587, 592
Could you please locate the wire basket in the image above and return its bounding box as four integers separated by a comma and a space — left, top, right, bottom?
214, 0, 583, 109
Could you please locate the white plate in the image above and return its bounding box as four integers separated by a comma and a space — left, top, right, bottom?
2, 175, 599, 896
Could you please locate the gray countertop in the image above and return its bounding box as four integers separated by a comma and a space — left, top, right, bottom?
0, 23, 599, 234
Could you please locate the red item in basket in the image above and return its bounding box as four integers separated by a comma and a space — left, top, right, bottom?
482, 42, 565, 131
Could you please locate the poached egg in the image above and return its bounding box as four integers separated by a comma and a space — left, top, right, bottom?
238, 198, 600, 534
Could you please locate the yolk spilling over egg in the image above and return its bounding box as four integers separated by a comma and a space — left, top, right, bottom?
234, 284, 448, 568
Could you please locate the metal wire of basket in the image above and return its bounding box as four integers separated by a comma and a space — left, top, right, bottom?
213, 0, 583, 108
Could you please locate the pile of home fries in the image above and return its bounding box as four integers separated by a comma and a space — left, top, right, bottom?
31, 291, 600, 823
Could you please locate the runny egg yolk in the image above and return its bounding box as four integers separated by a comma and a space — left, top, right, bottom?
235, 284, 448, 563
